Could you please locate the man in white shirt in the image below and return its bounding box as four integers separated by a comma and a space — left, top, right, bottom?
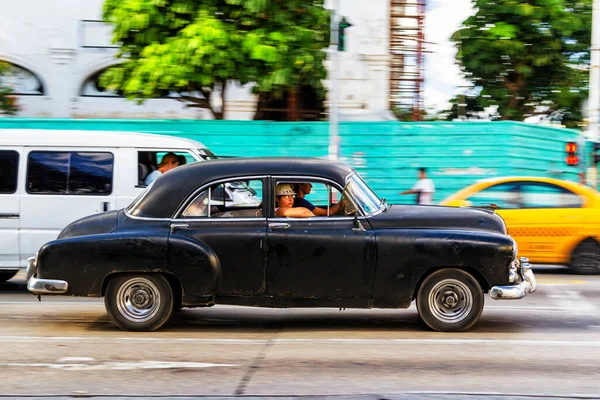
400, 167, 435, 205
144, 152, 180, 185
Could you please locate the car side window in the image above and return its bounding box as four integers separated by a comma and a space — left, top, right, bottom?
182, 179, 263, 218
276, 181, 344, 217
465, 183, 522, 209
0, 150, 19, 194
26, 151, 113, 195
519, 183, 582, 208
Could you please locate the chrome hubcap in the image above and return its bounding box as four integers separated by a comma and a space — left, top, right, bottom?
116, 277, 161, 322
428, 279, 473, 323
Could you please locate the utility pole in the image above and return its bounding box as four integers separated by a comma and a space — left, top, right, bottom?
588, 0, 600, 187
328, 0, 341, 160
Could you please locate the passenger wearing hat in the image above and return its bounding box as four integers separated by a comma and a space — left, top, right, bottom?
275, 183, 314, 218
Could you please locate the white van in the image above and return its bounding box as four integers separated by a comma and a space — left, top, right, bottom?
0, 129, 216, 281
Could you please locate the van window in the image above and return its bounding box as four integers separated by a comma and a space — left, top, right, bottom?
0, 150, 19, 194
138, 150, 196, 186
27, 151, 114, 195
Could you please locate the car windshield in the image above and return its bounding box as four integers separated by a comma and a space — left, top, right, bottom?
126, 181, 155, 214
342, 173, 383, 215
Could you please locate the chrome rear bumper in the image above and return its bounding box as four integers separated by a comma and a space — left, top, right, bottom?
490, 257, 537, 300
25, 256, 68, 294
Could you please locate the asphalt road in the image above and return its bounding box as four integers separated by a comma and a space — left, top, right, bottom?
0, 266, 598, 399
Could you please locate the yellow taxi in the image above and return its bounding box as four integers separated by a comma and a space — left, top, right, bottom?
440, 177, 600, 274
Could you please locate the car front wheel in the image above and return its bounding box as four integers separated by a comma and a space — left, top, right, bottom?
416, 268, 484, 332
104, 274, 174, 332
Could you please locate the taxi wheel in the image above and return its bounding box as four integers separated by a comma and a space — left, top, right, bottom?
570, 239, 600, 275
104, 274, 174, 331
416, 268, 484, 332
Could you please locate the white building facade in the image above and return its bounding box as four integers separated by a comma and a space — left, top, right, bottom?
0, 0, 392, 120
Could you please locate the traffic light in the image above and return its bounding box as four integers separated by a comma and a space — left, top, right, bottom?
338, 17, 352, 51
565, 142, 579, 166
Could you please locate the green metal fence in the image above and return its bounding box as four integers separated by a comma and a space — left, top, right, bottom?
0, 118, 581, 204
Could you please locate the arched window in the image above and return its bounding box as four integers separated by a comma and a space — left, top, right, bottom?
0, 63, 45, 95
80, 69, 122, 97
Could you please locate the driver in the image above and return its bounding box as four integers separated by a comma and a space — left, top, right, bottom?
275, 184, 314, 217
292, 183, 341, 216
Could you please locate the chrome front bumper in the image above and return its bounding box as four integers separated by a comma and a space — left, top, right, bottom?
25, 256, 68, 294
490, 257, 537, 300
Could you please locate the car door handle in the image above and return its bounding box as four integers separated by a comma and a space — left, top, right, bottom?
170, 223, 191, 232
269, 223, 290, 230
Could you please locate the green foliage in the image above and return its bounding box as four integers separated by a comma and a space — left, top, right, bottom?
0, 62, 19, 116
451, 0, 592, 128
101, 0, 330, 119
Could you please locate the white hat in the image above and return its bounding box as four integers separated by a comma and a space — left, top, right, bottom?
276, 183, 295, 196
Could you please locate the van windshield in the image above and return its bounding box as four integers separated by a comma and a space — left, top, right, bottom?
198, 148, 217, 160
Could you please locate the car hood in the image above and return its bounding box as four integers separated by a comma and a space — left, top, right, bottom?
369, 204, 507, 234
58, 209, 121, 239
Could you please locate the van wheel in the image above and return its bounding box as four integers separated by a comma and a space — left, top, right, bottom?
0, 270, 18, 282
570, 239, 600, 275
104, 274, 174, 332
416, 269, 484, 332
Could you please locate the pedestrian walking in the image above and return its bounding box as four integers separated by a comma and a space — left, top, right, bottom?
400, 167, 435, 205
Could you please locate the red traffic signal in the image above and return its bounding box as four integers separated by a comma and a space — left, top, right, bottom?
565, 141, 579, 166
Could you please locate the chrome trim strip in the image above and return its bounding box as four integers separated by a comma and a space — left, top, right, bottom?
27, 276, 68, 294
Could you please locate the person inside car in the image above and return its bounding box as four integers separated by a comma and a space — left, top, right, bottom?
275, 184, 314, 217
144, 152, 180, 185
292, 182, 341, 216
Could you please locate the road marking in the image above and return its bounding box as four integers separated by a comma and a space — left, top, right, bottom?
0, 336, 598, 346
548, 290, 598, 314
0, 359, 238, 370
537, 279, 588, 285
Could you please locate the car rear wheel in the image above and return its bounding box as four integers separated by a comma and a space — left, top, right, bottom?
570, 239, 600, 275
416, 268, 484, 332
0, 270, 18, 282
104, 274, 174, 332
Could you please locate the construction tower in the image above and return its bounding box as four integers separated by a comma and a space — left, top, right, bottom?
389, 0, 426, 121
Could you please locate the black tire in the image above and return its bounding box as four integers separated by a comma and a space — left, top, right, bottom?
570, 239, 600, 275
104, 274, 174, 332
416, 268, 484, 332
0, 270, 18, 282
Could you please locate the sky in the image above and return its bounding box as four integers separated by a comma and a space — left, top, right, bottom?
423, 0, 473, 112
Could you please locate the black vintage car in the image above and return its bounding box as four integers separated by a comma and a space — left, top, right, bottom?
27, 157, 536, 332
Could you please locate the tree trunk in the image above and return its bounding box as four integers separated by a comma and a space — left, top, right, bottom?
287, 88, 298, 121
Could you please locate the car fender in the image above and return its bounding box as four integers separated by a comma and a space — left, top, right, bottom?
167, 235, 221, 300
37, 232, 170, 296
372, 229, 514, 308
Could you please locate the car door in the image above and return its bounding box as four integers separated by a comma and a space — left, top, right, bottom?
266, 178, 376, 299
169, 177, 267, 295
0, 149, 21, 269
19, 149, 116, 264
510, 181, 585, 262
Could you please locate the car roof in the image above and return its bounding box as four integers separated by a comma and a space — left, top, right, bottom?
0, 129, 206, 149
442, 175, 600, 203
131, 157, 356, 218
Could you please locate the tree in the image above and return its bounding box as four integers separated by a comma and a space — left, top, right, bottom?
0, 61, 19, 116
451, 0, 592, 128
101, 0, 330, 120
